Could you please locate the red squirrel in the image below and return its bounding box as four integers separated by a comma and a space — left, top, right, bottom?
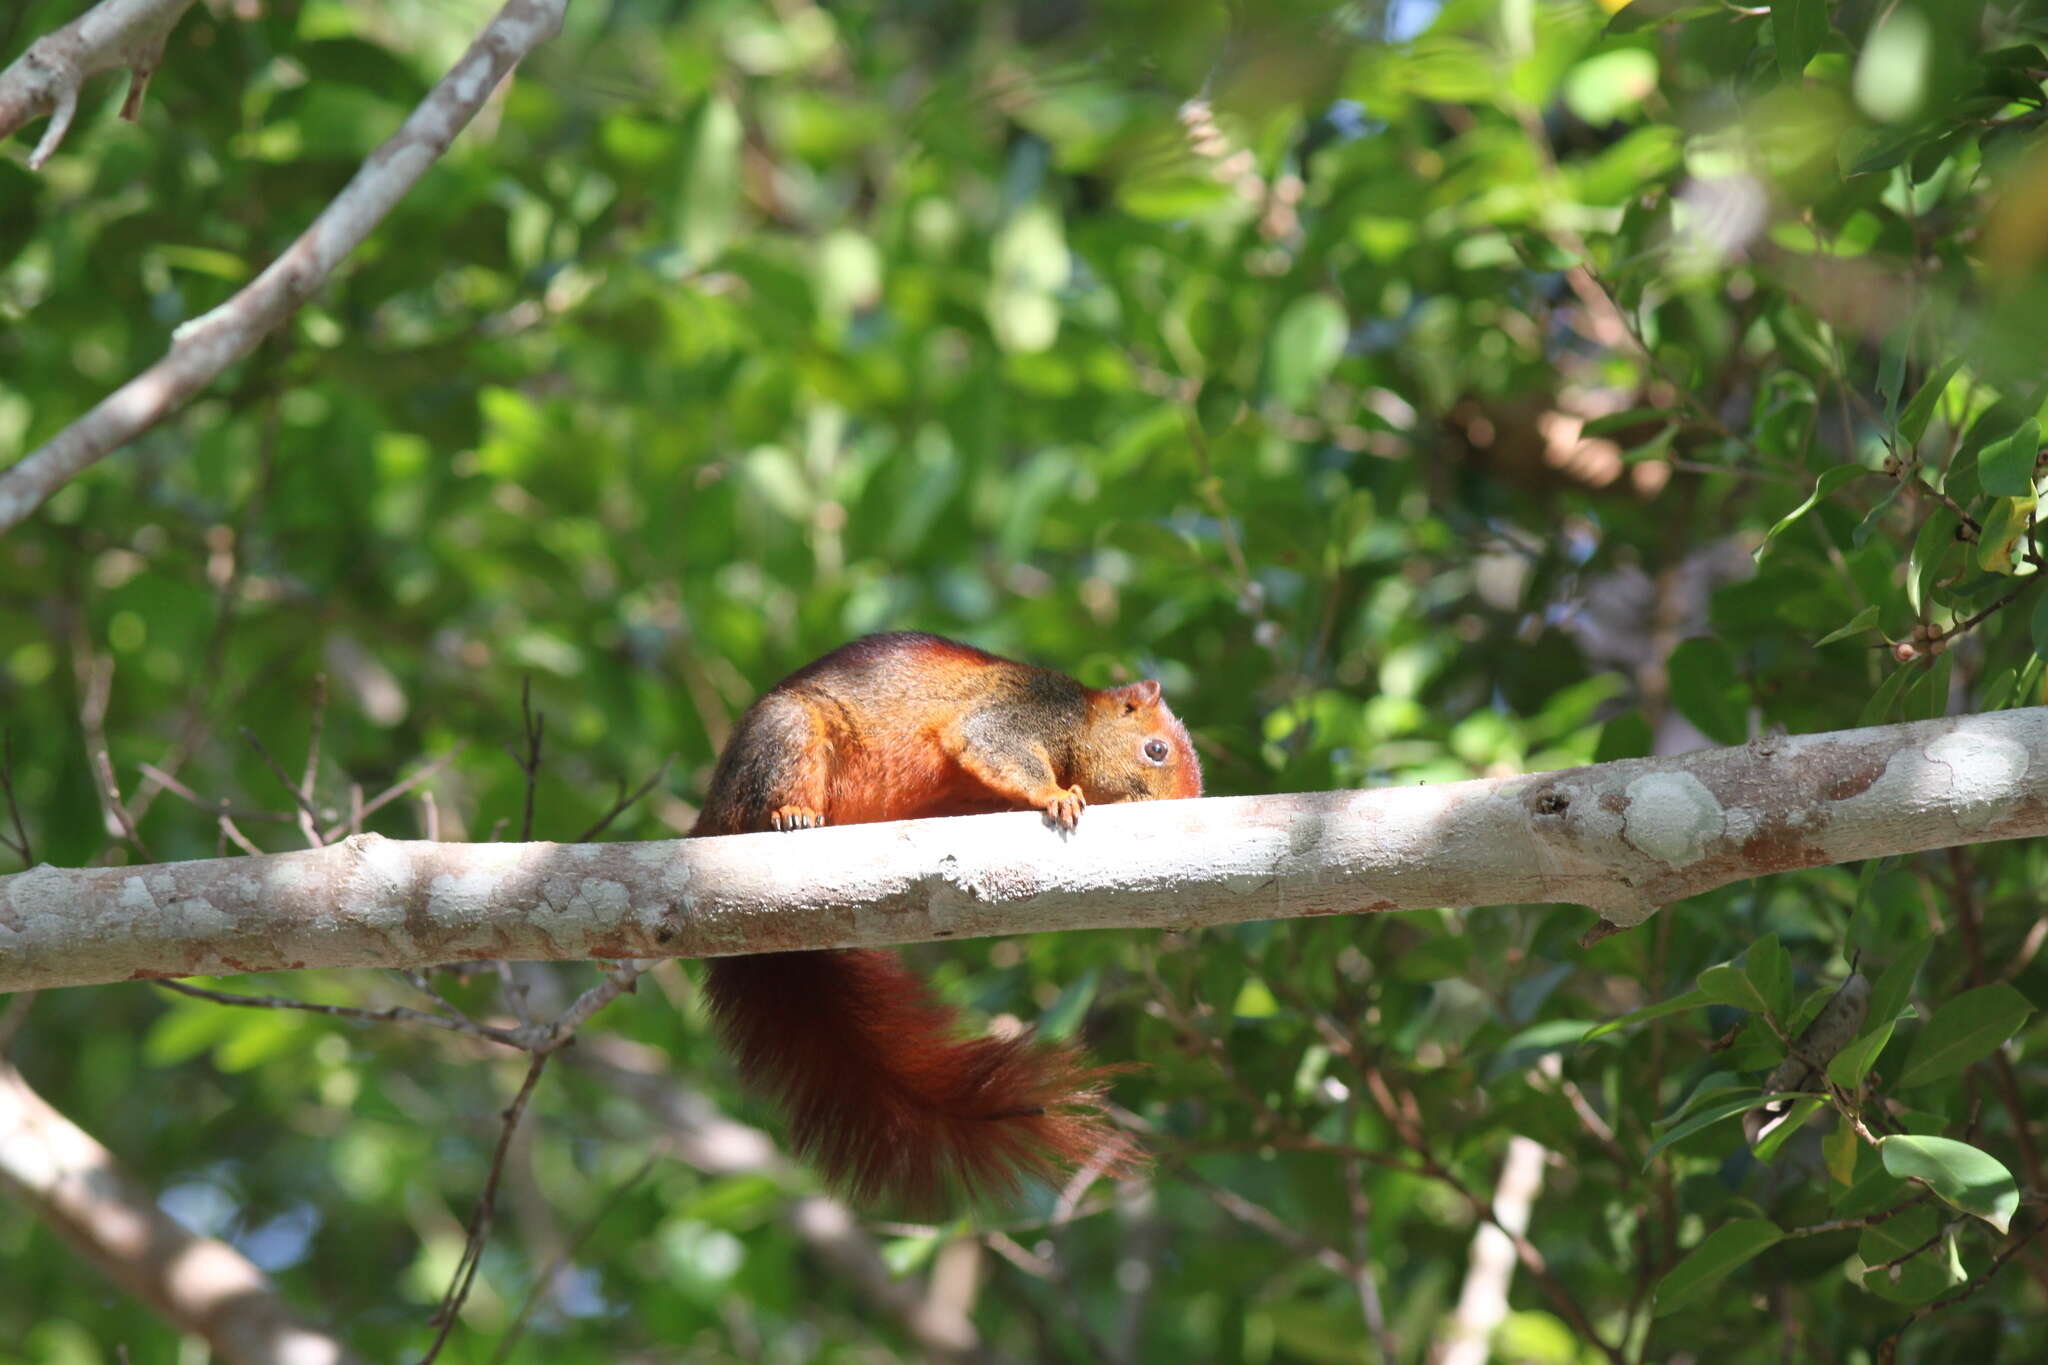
691, 631, 1202, 1210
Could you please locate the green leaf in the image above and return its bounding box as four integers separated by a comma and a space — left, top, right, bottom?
1647, 1090, 1799, 1163
1582, 988, 1710, 1042
680, 96, 743, 264
1581, 407, 1681, 436
1771, 0, 1829, 81
1979, 419, 2040, 497
1825, 1021, 1895, 1089
1391, 934, 1475, 982
1898, 983, 2035, 1087
1879, 1135, 2019, 1232
1859, 1207, 1963, 1304
1747, 934, 1792, 1021
1267, 294, 1348, 408
2033, 591, 2048, 664
1814, 604, 1880, 646
1865, 940, 1931, 1029
1823, 1115, 1860, 1185
1752, 1096, 1826, 1161
1655, 1219, 1785, 1315
1908, 506, 1963, 615
1606, 0, 1725, 36
1859, 660, 1916, 726
1667, 637, 1747, 745
1898, 357, 1964, 447
1699, 963, 1770, 1015
1975, 495, 2036, 576
1036, 966, 1100, 1041
1757, 465, 1867, 561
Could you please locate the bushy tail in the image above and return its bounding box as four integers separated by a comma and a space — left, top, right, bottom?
702, 949, 1135, 1211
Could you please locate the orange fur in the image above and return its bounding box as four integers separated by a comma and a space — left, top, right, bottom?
692, 632, 1200, 1210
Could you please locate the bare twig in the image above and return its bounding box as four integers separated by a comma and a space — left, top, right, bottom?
507, 677, 544, 843
1876, 1217, 2048, 1363
0, 0, 198, 167
130, 379, 283, 826
1340, 1095, 1398, 1364
137, 762, 293, 824
153, 979, 531, 1050
537, 962, 648, 1049
0, 0, 572, 534
1785, 1193, 1932, 1239
418, 1053, 551, 1365
575, 755, 676, 843
1272, 978, 1627, 1365
216, 815, 263, 857
487, 1154, 655, 1365
299, 674, 328, 845
91, 750, 152, 861
241, 726, 323, 847
0, 731, 31, 864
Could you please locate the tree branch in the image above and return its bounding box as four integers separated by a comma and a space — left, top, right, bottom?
3, 709, 2047, 993
0, 0, 197, 167
0, 0, 569, 536
0, 1059, 365, 1365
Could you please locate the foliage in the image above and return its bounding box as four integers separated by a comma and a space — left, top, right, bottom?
3, 0, 2047, 1361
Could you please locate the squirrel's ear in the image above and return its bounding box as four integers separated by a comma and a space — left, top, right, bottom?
1112, 679, 1162, 712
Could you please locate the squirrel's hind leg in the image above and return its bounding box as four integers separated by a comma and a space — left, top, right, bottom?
700, 692, 833, 834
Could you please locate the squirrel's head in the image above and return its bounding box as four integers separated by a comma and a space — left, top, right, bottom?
1075, 679, 1202, 804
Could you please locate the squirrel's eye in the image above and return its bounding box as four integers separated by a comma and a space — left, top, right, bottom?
1143, 739, 1170, 763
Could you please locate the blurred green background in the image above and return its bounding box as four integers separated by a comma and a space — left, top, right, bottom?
4, 0, 2048, 1360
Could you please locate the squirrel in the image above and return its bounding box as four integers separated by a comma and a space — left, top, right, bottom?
690, 631, 1202, 1211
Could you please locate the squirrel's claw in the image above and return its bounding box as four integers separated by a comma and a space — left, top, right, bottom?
771, 805, 827, 831
1042, 785, 1086, 831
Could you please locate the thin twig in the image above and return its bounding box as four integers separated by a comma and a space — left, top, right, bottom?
1784, 1193, 1932, 1239
0, 731, 31, 864
153, 979, 530, 1050
137, 763, 294, 823
538, 963, 648, 1049
491, 962, 535, 1031
1179, 401, 1255, 589
1876, 1217, 2048, 1363
487, 1154, 655, 1365
418, 1053, 552, 1365
507, 677, 543, 843
299, 674, 328, 846
130, 380, 282, 826
216, 814, 263, 857
241, 726, 323, 846
575, 756, 676, 843
1340, 1093, 1397, 1363
320, 744, 469, 843
91, 750, 152, 861
1268, 976, 1628, 1365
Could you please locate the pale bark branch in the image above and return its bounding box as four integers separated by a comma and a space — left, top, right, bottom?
1437, 1134, 1550, 1365
0, 0, 569, 536
3, 708, 2046, 994
0, 1059, 365, 1365
0, 0, 197, 167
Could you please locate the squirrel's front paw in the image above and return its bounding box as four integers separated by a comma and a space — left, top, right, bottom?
1042, 785, 1086, 831
770, 805, 827, 831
